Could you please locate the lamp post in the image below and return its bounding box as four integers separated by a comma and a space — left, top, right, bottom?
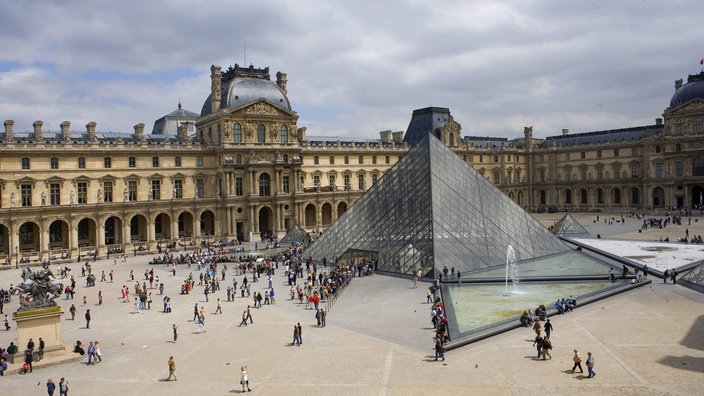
15, 246, 18, 269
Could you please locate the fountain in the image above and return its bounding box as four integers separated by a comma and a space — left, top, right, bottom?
504, 245, 518, 296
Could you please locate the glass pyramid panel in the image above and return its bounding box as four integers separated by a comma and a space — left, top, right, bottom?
305, 134, 571, 279
551, 213, 590, 236
280, 223, 311, 246
680, 262, 704, 292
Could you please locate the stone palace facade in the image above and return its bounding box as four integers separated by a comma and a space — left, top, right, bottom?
0, 63, 703, 263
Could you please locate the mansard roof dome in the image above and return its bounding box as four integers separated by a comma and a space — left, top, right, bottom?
670, 71, 704, 108
201, 64, 291, 116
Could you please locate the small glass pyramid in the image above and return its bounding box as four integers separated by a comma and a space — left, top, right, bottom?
551, 213, 590, 236
280, 223, 311, 246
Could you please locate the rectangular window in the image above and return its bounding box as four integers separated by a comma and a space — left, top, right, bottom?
597, 169, 604, 180
597, 150, 602, 158
174, 179, 183, 199
539, 169, 546, 182
129, 156, 136, 168
50, 183, 60, 205
196, 156, 203, 167
631, 147, 638, 156
494, 155, 499, 163
313, 175, 321, 187
344, 156, 349, 165
21, 157, 30, 169
77, 182, 87, 204
580, 152, 586, 159
565, 153, 570, 160
78, 157, 86, 169
128, 181, 137, 201
358, 156, 363, 165
151, 180, 161, 200
343, 174, 351, 190
104, 157, 112, 168
493, 170, 501, 183
196, 179, 205, 198
655, 145, 661, 154
675, 161, 684, 177
329, 156, 334, 165
21, 184, 32, 206
236, 177, 243, 196
581, 170, 587, 180
358, 174, 365, 190
372, 156, 377, 165
655, 163, 663, 178
152, 157, 159, 167
329, 175, 336, 187
314, 156, 319, 165
694, 118, 703, 134
372, 173, 379, 185
104, 182, 113, 203
614, 149, 619, 157
50, 157, 59, 169
385, 156, 390, 164
282, 175, 289, 194
480, 155, 484, 163
631, 164, 639, 178
175, 156, 182, 167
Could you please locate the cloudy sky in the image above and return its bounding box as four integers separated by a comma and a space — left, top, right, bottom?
1, 0, 703, 139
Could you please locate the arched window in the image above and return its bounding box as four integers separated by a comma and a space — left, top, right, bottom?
449, 133, 455, 146
233, 123, 242, 143
564, 189, 572, 204
258, 173, 271, 196
280, 125, 288, 144
257, 124, 266, 143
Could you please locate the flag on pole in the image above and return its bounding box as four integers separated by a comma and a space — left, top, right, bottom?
700, 59, 703, 65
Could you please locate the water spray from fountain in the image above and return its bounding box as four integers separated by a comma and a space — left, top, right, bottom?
504, 245, 518, 296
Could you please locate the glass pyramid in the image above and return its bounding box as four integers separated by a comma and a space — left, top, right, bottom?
551, 213, 590, 236
679, 262, 704, 293
280, 223, 311, 246
305, 134, 571, 279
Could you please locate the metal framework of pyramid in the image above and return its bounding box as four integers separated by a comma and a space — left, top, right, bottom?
305, 134, 571, 278
679, 263, 704, 293
280, 223, 311, 246
551, 213, 590, 236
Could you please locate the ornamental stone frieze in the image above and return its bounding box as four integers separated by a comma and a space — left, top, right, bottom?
244, 102, 279, 116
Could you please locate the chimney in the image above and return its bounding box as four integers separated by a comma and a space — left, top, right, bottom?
392, 131, 403, 143
60, 121, 71, 141
4, 120, 14, 142
379, 130, 391, 143
86, 121, 96, 141
276, 71, 287, 94
33, 120, 43, 142
675, 79, 683, 90
656, 118, 663, 126
297, 127, 307, 142
177, 122, 190, 141
562, 128, 569, 136
134, 123, 145, 141
210, 65, 222, 113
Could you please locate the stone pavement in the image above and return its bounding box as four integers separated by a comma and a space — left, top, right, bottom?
0, 215, 701, 395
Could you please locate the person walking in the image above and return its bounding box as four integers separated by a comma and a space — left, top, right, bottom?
38, 337, 45, 361
434, 334, 446, 361
172, 324, 178, 343
240, 365, 251, 392
239, 310, 248, 326
85, 309, 91, 329
167, 356, 177, 381
69, 304, 76, 320
541, 337, 552, 360
47, 378, 56, 396
532, 335, 543, 359
214, 299, 222, 314
544, 319, 553, 339
586, 351, 596, 378
58, 378, 69, 396
246, 305, 253, 324
572, 349, 584, 373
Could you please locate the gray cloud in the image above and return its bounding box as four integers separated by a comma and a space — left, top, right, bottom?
0, 0, 702, 138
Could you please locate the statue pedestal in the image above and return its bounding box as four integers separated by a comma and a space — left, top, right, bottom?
12, 306, 66, 354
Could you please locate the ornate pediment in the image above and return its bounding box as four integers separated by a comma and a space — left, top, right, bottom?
666, 99, 704, 115
244, 101, 280, 116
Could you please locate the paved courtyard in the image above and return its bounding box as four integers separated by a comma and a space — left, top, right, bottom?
0, 212, 702, 395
